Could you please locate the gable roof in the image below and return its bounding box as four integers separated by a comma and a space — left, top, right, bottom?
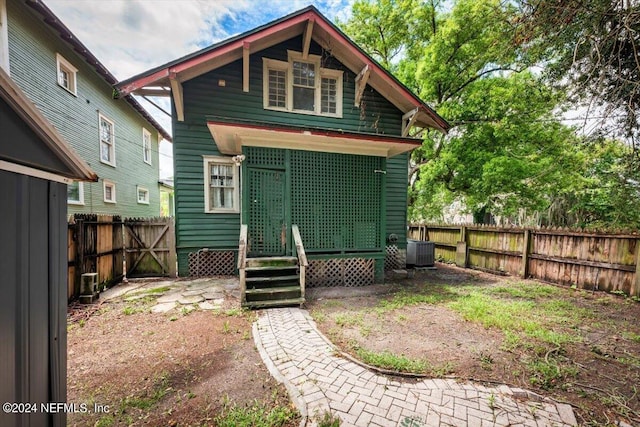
115, 5, 449, 133
24, 0, 171, 142
0, 66, 97, 181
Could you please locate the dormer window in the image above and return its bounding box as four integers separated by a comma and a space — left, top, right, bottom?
263, 51, 342, 117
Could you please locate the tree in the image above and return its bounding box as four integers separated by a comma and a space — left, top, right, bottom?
518, 0, 640, 146
343, 0, 582, 222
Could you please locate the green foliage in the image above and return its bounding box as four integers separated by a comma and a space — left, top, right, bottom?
213, 400, 297, 427
355, 348, 429, 372
317, 411, 342, 427
343, 0, 639, 228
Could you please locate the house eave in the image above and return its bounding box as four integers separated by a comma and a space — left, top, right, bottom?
115, 6, 449, 134
207, 121, 421, 158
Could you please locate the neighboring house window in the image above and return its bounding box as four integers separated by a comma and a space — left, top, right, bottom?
67, 181, 84, 205
137, 186, 149, 204
103, 180, 116, 203
263, 51, 343, 117
142, 128, 152, 165
203, 156, 239, 213
56, 53, 77, 95
99, 114, 116, 166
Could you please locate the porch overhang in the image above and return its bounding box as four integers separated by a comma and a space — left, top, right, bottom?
206, 121, 422, 158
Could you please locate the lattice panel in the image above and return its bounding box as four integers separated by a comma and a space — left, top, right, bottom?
245, 147, 285, 168
248, 168, 285, 256
385, 245, 407, 270
188, 251, 235, 276
291, 150, 383, 251
307, 258, 375, 287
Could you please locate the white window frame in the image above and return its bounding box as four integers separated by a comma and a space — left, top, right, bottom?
56, 53, 78, 96
67, 181, 84, 205
262, 50, 343, 118
103, 180, 116, 203
203, 156, 240, 214
142, 128, 152, 165
137, 186, 150, 204
99, 113, 116, 166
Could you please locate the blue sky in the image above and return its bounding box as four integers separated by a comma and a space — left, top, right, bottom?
44, 0, 355, 177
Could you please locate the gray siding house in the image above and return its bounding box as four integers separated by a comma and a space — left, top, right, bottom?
0, 0, 171, 217
0, 66, 96, 427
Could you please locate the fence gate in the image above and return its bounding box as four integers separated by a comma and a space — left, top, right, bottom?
124, 217, 176, 278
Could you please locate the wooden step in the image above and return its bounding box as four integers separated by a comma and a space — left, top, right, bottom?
245, 286, 301, 301
242, 297, 305, 309
246, 256, 297, 268
246, 275, 299, 285
245, 266, 298, 278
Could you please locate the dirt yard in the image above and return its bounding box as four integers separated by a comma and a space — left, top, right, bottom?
67, 266, 640, 426
307, 264, 640, 426
66, 282, 299, 427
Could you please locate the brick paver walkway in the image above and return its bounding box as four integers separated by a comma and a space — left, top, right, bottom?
253, 307, 577, 427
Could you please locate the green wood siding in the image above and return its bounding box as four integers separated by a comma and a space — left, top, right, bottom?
6, 0, 161, 217
174, 35, 411, 275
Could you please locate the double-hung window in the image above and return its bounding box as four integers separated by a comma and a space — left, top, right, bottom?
203, 156, 239, 213
99, 114, 115, 166
142, 128, 152, 165
263, 51, 343, 117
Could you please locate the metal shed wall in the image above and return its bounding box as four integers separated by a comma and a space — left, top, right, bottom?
0, 170, 67, 427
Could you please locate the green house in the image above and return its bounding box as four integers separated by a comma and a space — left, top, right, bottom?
117, 7, 448, 307
2, 0, 171, 218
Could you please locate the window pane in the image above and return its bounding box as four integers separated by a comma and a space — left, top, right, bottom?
293, 61, 315, 87
268, 69, 286, 108
58, 70, 69, 88
210, 187, 234, 209
105, 186, 112, 200
321, 78, 337, 114
100, 120, 112, 143
100, 141, 111, 162
293, 86, 315, 111
67, 182, 80, 201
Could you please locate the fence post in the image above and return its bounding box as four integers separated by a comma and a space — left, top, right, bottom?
74, 217, 84, 299
634, 238, 640, 297
456, 225, 468, 268
521, 229, 530, 279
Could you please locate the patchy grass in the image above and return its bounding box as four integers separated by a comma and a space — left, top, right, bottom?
355, 348, 429, 373
309, 267, 640, 426
213, 400, 297, 427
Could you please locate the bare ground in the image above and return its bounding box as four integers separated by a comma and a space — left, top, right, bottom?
66, 288, 299, 427
307, 264, 640, 426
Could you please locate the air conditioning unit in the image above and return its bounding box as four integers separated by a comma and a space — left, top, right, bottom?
406, 240, 435, 268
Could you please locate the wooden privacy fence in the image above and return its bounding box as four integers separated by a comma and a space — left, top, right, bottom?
408, 224, 640, 297
67, 215, 176, 301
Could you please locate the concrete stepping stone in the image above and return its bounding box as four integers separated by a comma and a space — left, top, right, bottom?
156, 292, 183, 303
198, 301, 221, 310
184, 282, 217, 290
202, 291, 224, 300
178, 295, 205, 305
181, 289, 206, 297
151, 302, 176, 313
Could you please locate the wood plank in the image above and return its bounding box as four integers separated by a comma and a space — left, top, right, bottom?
528, 253, 635, 272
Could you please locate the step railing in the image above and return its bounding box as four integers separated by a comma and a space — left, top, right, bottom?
238, 224, 248, 305
291, 225, 308, 301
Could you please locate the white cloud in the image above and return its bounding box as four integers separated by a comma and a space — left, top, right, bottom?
43, 0, 354, 178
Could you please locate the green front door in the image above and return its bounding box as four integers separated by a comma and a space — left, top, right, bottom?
247, 168, 286, 256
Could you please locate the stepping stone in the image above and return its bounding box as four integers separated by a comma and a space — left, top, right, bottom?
185, 282, 217, 290
156, 293, 183, 303
124, 294, 151, 301
180, 304, 196, 313
198, 301, 221, 310
182, 289, 206, 297
202, 291, 224, 300
178, 295, 205, 305
151, 302, 176, 313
